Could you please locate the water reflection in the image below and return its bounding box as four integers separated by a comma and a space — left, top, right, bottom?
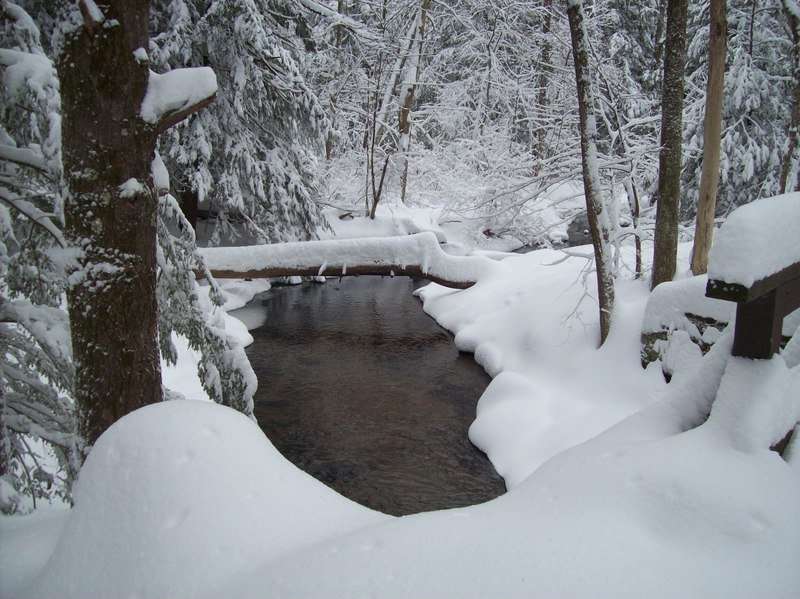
239, 276, 506, 516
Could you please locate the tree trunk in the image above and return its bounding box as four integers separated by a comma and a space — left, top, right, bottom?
57, 0, 161, 446
567, 0, 615, 345
534, 8, 552, 171
57, 0, 215, 446
651, 0, 688, 289
654, 0, 668, 67
780, 0, 800, 193
691, 0, 727, 276
398, 0, 430, 204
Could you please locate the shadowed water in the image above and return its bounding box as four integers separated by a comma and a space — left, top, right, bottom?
239, 276, 506, 516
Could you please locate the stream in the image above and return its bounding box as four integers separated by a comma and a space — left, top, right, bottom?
233, 276, 506, 516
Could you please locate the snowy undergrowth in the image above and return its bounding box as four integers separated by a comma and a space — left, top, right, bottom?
2, 206, 799, 598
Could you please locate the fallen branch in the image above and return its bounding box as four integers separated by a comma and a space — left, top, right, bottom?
196, 232, 489, 290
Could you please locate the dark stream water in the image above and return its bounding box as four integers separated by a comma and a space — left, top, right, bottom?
237, 276, 506, 516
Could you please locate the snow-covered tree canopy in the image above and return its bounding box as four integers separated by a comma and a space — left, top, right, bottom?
149, 0, 329, 244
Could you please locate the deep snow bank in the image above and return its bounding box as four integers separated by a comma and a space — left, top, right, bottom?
21, 401, 387, 599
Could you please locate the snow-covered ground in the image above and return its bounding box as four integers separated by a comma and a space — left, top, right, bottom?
2, 197, 799, 598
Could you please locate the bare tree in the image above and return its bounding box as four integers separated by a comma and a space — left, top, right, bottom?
56, 0, 215, 445
567, 0, 615, 345
652, 0, 689, 289
691, 0, 727, 275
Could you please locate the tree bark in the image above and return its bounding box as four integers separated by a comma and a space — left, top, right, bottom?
57, 0, 160, 446
567, 0, 615, 345
57, 0, 214, 446
652, 0, 688, 289
691, 0, 727, 276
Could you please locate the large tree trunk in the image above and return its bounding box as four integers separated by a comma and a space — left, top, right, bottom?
780, 0, 800, 193
567, 0, 615, 345
691, 0, 727, 276
57, 0, 215, 446
651, 0, 689, 289
57, 0, 161, 446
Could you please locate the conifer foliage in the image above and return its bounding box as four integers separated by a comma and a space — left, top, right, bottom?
149, 0, 329, 244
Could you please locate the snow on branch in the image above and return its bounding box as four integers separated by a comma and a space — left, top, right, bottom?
0, 144, 48, 175
78, 0, 104, 36
197, 232, 491, 289
0, 187, 65, 247
140, 68, 218, 135
295, 0, 381, 42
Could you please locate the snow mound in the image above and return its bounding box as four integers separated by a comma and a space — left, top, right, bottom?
643, 275, 734, 335
23, 401, 386, 599
707, 192, 800, 286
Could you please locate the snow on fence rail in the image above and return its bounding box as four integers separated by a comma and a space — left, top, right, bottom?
196, 232, 490, 290
705, 192, 800, 359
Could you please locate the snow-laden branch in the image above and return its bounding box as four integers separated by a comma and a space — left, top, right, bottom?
0, 144, 48, 175
140, 68, 218, 134
197, 232, 490, 289
0, 186, 65, 247
295, 0, 382, 43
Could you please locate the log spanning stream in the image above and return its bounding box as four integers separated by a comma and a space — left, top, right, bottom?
232, 276, 506, 516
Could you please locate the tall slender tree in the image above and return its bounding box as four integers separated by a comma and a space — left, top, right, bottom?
651, 0, 688, 289
691, 0, 727, 275
567, 0, 615, 345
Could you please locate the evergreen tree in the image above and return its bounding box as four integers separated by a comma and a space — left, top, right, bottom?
149, 0, 329, 245
683, 0, 792, 216
1, 0, 79, 513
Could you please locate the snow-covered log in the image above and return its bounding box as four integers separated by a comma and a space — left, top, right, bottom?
197, 233, 488, 289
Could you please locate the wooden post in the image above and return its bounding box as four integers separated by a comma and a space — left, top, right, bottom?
706, 263, 800, 359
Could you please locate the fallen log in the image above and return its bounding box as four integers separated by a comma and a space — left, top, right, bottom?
195, 232, 488, 290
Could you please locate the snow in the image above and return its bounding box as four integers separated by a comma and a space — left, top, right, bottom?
420, 245, 666, 485
151, 151, 169, 195
0, 510, 68, 599
707, 192, 800, 286
199, 231, 490, 285
117, 177, 144, 198
79, 0, 104, 23
140, 67, 217, 125
132, 47, 148, 63
21, 401, 387, 599
643, 275, 734, 335
4, 207, 800, 598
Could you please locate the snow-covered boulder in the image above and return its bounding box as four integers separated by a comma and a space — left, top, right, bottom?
641, 276, 735, 377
